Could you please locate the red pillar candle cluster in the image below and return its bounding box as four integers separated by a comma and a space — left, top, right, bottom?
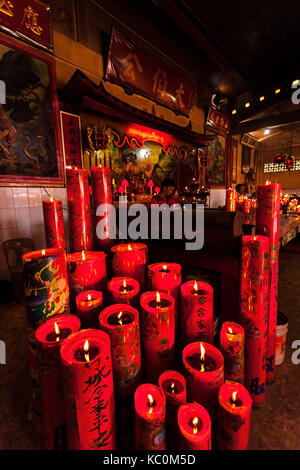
134, 383, 166, 450
181, 280, 214, 347
91, 166, 113, 252
256, 182, 281, 382
159, 370, 187, 450
111, 243, 148, 289
66, 251, 107, 310
140, 291, 175, 383
66, 168, 93, 252
23, 248, 69, 329
226, 188, 237, 212
60, 329, 117, 450
220, 321, 245, 384
42, 198, 66, 250
216, 381, 252, 450
240, 235, 269, 405
183, 341, 224, 417
35, 314, 81, 449
108, 277, 140, 307
178, 402, 211, 450
75, 290, 103, 328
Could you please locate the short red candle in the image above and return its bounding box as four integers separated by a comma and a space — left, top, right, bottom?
91, 166, 113, 252
240, 235, 269, 405
107, 277, 140, 307
256, 182, 281, 383
134, 383, 166, 450
220, 321, 245, 384
226, 188, 237, 212
178, 402, 211, 450
159, 370, 187, 450
216, 381, 252, 450
42, 198, 66, 250
60, 329, 117, 450
111, 243, 148, 289
75, 290, 103, 328
183, 341, 224, 417
181, 280, 214, 347
66, 251, 107, 310
22, 248, 70, 329
66, 168, 93, 252
35, 314, 81, 449
140, 291, 175, 383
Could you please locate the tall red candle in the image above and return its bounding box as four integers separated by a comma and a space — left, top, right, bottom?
76, 290, 103, 328
226, 188, 237, 212
256, 182, 281, 383
66, 168, 93, 252
181, 280, 214, 347
91, 166, 113, 251
35, 314, 81, 449
140, 291, 175, 383
178, 402, 211, 450
242, 197, 251, 214
42, 198, 66, 250
134, 383, 166, 450
159, 370, 186, 450
111, 243, 148, 289
216, 381, 252, 450
240, 235, 269, 405
60, 329, 117, 450
220, 321, 245, 384
183, 341, 224, 417
108, 277, 140, 307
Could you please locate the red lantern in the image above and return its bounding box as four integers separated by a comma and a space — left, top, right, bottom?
286, 154, 294, 170
91, 166, 113, 252
178, 402, 211, 450
42, 198, 66, 250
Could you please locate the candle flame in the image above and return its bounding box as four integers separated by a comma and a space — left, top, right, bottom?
84, 339, 89, 362
193, 280, 198, 292
162, 265, 167, 271
200, 342, 205, 361
232, 391, 237, 403
87, 294, 92, 301
192, 417, 199, 434
170, 382, 175, 394
118, 311, 123, 325
42, 249, 45, 256
266, 180, 271, 185
156, 291, 161, 305
54, 322, 60, 336
82, 250, 86, 261
147, 393, 154, 413
50, 195, 53, 202
228, 327, 233, 334
128, 244, 132, 251
123, 278, 127, 288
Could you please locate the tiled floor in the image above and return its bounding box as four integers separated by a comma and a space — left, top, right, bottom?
0, 251, 299, 450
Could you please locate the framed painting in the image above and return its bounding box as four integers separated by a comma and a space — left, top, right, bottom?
204, 127, 227, 187
0, 33, 64, 186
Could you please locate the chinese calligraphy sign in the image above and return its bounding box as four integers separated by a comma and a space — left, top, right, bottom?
60, 111, 83, 169
206, 106, 231, 134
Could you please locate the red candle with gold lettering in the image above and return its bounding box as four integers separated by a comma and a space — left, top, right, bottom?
66, 168, 93, 252
42, 198, 66, 250
134, 383, 166, 450
76, 290, 103, 328
226, 188, 237, 212
220, 321, 245, 384
111, 243, 148, 289
159, 370, 186, 450
216, 381, 252, 450
60, 329, 117, 450
181, 280, 214, 347
256, 182, 281, 383
35, 314, 81, 449
178, 402, 211, 450
140, 291, 175, 383
108, 277, 140, 307
183, 341, 224, 417
91, 166, 113, 252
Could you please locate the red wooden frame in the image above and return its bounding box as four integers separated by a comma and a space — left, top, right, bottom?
0, 33, 64, 187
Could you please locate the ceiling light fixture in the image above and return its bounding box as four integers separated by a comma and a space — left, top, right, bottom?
260, 96, 265, 101
245, 102, 250, 108
264, 129, 270, 135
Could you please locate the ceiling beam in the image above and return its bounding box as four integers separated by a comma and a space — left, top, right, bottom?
231, 108, 300, 134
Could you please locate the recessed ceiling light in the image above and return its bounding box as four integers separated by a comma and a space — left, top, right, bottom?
275, 88, 281, 94
264, 129, 270, 135
260, 96, 265, 101
245, 102, 250, 108
292, 79, 300, 86
232, 109, 237, 115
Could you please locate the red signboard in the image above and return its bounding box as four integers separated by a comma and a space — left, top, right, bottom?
60, 111, 83, 169
0, 0, 52, 50
106, 28, 196, 116
206, 106, 231, 134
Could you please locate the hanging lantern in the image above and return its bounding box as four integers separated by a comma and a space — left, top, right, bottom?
274, 153, 286, 165
286, 155, 294, 170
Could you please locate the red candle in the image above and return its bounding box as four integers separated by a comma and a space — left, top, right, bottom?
183, 341, 224, 417
256, 182, 281, 383
220, 321, 245, 384
107, 277, 140, 307
240, 235, 269, 405
159, 370, 187, 450
91, 166, 113, 252
35, 314, 81, 449
111, 243, 148, 289
242, 197, 251, 214
75, 290, 103, 328
181, 280, 214, 347
22, 248, 70, 329
216, 381, 252, 450
60, 329, 117, 450
66, 168, 93, 252
134, 383, 166, 450
226, 188, 237, 212
178, 402, 211, 450
66, 250, 107, 310
140, 291, 175, 383
42, 198, 66, 250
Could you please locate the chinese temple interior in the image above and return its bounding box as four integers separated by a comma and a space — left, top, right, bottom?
0, 0, 299, 453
